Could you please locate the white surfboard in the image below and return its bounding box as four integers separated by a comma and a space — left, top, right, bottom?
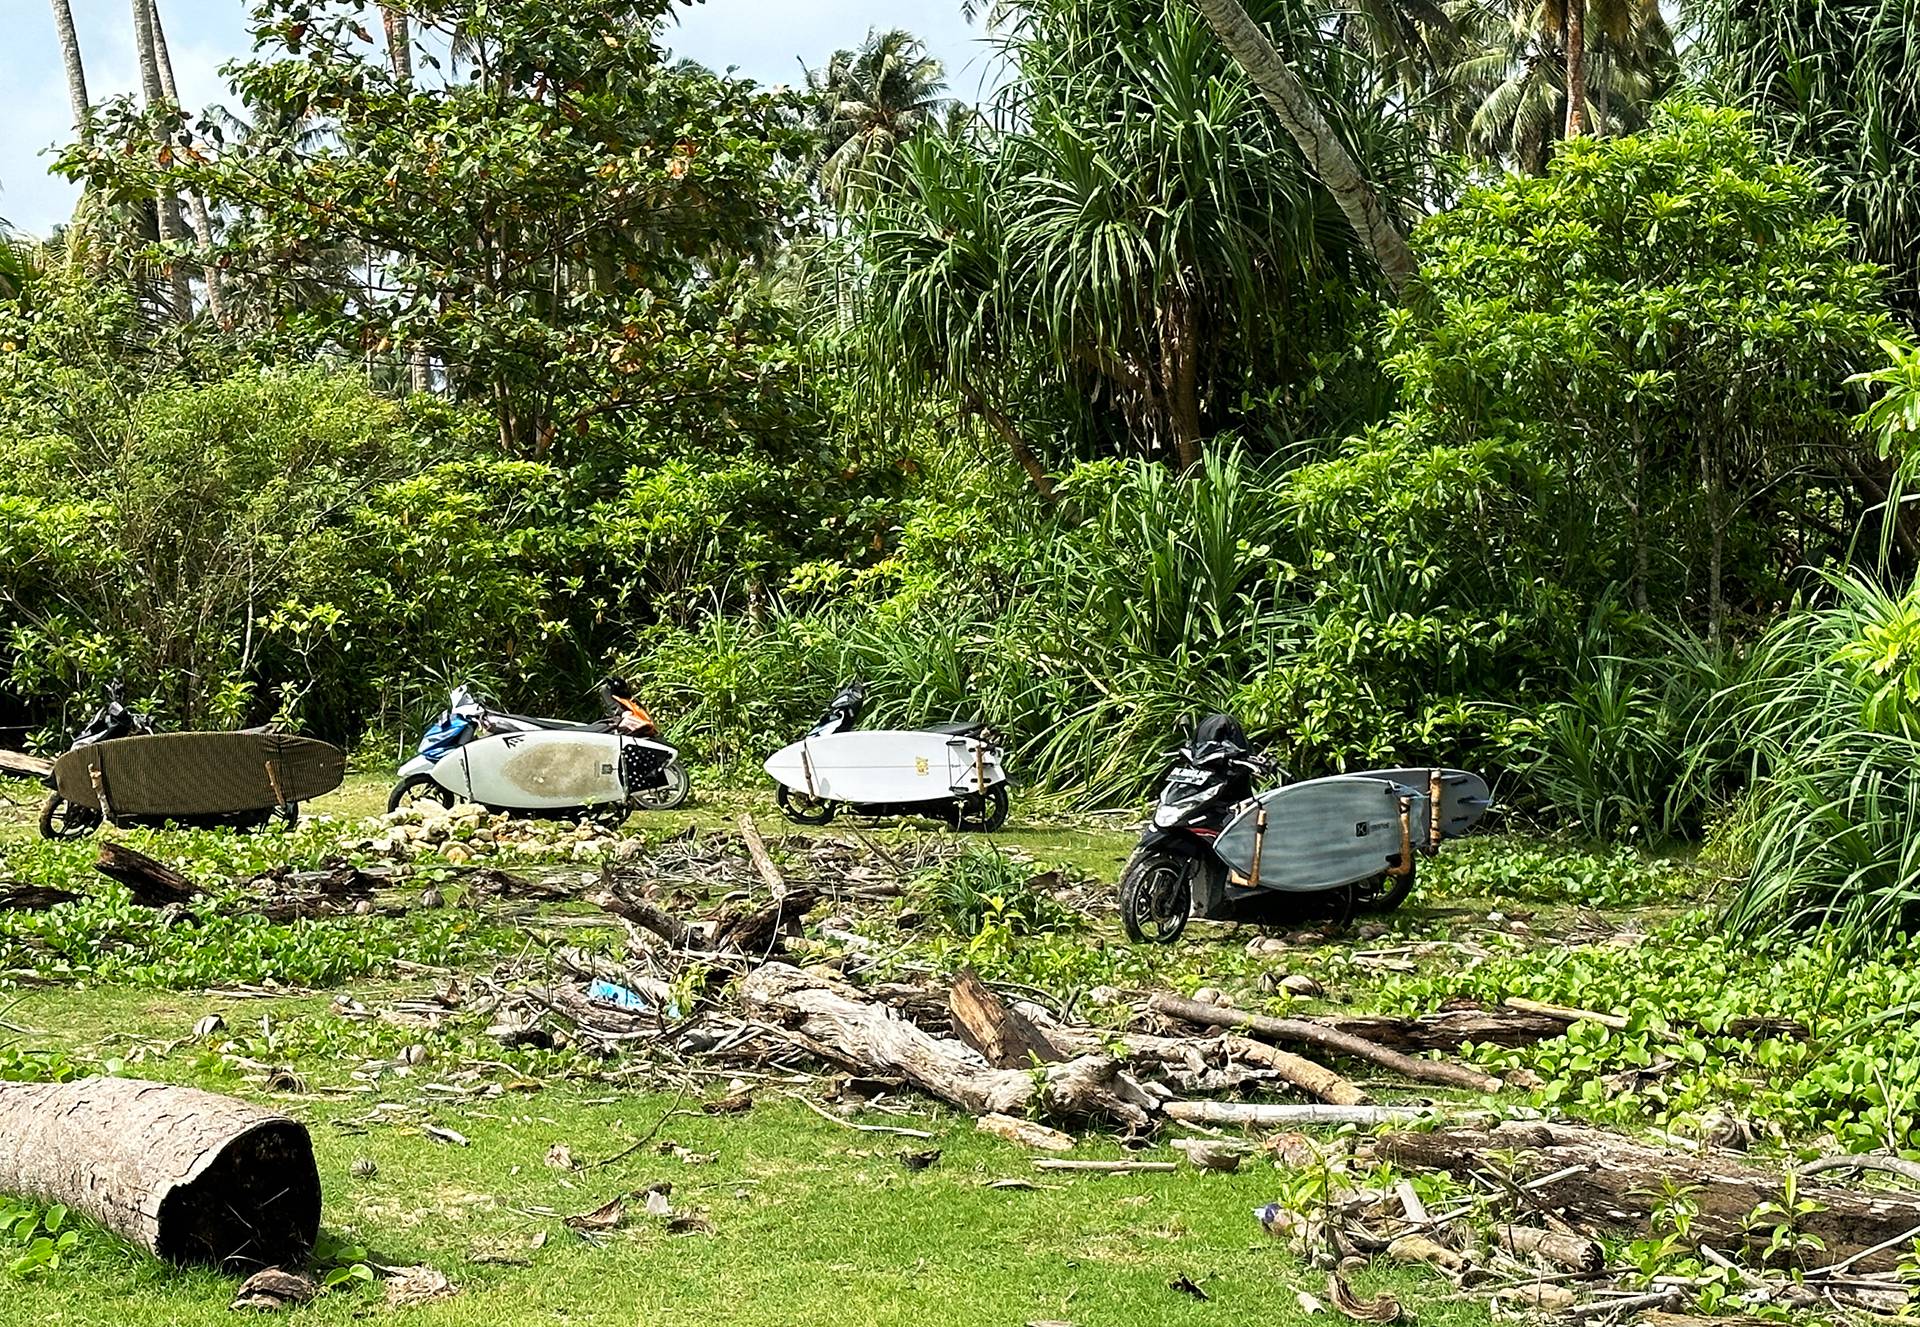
764, 729, 1005, 805
430, 730, 626, 809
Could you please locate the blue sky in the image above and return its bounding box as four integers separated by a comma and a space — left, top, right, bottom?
2, 0, 990, 237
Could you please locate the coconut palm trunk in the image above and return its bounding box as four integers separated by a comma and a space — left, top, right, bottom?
131, 0, 191, 321
1189, 0, 1418, 298
1565, 0, 1588, 136
147, 0, 227, 327
382, 6, 413, 81
50, 0, 90, 134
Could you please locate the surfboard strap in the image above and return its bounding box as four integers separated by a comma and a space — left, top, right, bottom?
1393, 794, 1415, 877
1248, 806, 1267, 891
1428, 768, 1442, 849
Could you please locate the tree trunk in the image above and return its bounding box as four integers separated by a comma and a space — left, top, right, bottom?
741, 962, 1153, 1128
49, 0, 90, 134
146, 0, 227, 327
0, 1077, 320, 1268
131, 0, 192, 322
1306, 1006, 1576, 1051
1381, 1119, 1920, 1270
1191, 0, 1418, 299
381, 5, 413, 81
949, 969, 1066, 1069
959, 380, 1061, 504
1164, 1101, 1435, 1127
1564, 0, 1588, 137
1159, 288, 1203, 471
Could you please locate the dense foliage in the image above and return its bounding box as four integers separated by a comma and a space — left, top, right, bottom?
7, 0, 1920, 946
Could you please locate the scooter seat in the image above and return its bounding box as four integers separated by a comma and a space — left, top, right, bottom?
491, 712, 611, 734
926, 719, 987, 737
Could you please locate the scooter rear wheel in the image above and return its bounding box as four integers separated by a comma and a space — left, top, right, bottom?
388, 773, 455, 814
1119, 848, 1192, 944
776, 785, 837, 826
952, 785, 1009, 833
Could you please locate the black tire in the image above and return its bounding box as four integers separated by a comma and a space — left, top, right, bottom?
586, 800, 633, 831
631, 759, 691, 811
1119, 847, 1193, 944
388, 773, 455, 814
38, 792, 101, 841
776, 784, 837, 826
1357, 859, 1418, 913
953, 785, 1010, 833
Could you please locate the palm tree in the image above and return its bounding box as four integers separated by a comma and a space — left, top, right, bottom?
1443, 0, 1672, 172
804, 29, 951, 207
146, 0, 227, 326
381, 5, 413, 81
1189, 0, 1419, 298
130, 0, 190, 321
49, 0, 90, 135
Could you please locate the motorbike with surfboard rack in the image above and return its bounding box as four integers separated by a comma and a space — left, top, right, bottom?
38, 681, 346, 840
765, 680, 1009, 831
388, 679, 690, 825
1118, 713, 1489, 943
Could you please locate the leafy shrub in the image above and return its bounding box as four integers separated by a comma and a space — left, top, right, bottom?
913, 848, 1075, 938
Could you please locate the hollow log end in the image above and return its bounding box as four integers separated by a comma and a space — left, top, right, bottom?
156, 1119, 320, 1269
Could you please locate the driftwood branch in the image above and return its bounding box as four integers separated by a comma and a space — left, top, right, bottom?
742, 962, 1151, 1128
1150, 993, 1502, 1094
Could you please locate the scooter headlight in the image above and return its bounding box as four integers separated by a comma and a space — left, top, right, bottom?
1152, 804, 1184, 829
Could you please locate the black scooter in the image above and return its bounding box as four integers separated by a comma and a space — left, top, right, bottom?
1119, 715, 1420, 942
38, 681, 154, 839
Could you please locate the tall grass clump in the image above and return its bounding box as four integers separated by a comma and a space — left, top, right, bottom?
1715, 574, 1920, 947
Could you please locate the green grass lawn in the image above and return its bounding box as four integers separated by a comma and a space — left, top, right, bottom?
10, 765, 1864, 1326
0, 771, 1500, 1324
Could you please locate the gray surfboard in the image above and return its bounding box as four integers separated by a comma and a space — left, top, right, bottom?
1347, 767, 1490, 848
1210, 775, 1426, 893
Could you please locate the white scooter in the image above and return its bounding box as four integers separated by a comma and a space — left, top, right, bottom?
764, 681, 1008, 830
389, 682, 690, 824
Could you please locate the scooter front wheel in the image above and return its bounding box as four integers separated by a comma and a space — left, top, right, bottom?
388, 773, 455, 814
776, 785, 837, 826
1119, 848, 1192, 944
39, 791, 101, 841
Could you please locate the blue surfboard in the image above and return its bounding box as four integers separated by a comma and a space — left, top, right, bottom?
1210, 775, 1425, 893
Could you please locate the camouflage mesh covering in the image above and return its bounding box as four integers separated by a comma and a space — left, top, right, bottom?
54, 734, 345, 816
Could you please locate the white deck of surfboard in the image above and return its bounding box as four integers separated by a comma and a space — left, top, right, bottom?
431, 730, 627, 808
765, 730, 1005, 805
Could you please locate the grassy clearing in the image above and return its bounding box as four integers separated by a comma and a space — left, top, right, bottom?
0, 770, 1912, 1323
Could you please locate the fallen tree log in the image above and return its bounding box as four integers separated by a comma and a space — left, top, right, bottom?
1310, 1007, 1575, 1051
1381, 1120, 1920, 1269
0, 1077, 319, 1267
0, 884, 82, 912
741, 962, 1152, 1128
0, 749, 51, 781
1149, 992, 1503, 1094
1165, 1101, 1435, 1127
94, 842, 198, 906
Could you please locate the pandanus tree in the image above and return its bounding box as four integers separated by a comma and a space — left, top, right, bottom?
859, 0, 1427, 480
1696, 0, 1920, 324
